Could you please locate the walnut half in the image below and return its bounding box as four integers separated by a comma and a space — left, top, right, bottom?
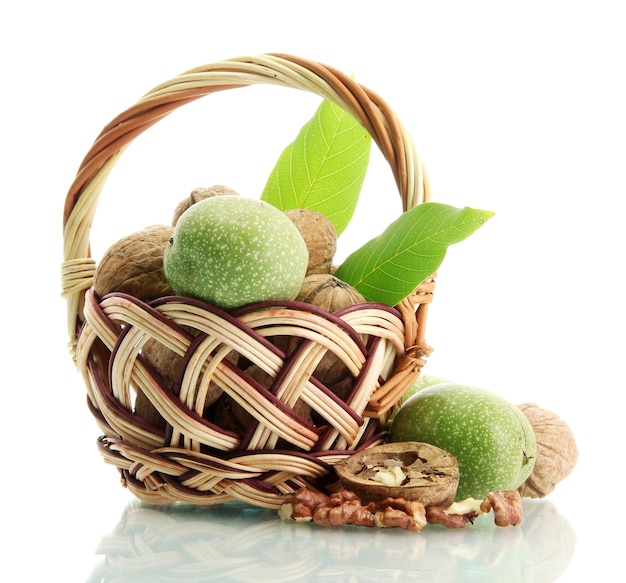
334, 442, 459, 506
375, 498, 427, 531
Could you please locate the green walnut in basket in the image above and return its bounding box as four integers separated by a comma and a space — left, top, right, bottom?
163, 195, 309, 310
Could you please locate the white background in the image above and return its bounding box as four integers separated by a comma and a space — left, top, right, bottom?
3, 1, 623, 580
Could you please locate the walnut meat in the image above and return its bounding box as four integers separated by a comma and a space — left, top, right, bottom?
517, 402, 578, 498
426, 490, 524, 528
93, 224, 174, 301
375, 498, 427, 531
172, 185, 239, 225
481, 490, 523, 526
285, 209, 337, 275
278, 487, 330, 522
312, 490, 377, 528
425, 505, 474, 528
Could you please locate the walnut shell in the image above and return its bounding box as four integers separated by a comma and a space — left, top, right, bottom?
517, 402, 578, 498
172, 185, 239, 225
285, 209, 337, 275
134, 388, 167, 430
93, 225, 174, 301
335, 442, 460, 506
296, 273, 365, 312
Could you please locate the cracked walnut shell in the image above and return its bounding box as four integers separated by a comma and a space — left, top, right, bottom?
517, 402, 578, 498
335, 441, 459, 506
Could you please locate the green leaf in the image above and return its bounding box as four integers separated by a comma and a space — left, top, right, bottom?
261, 99, 371, 235
334, 203, 495, 306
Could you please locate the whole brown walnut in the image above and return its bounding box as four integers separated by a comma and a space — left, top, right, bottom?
93, 224, 174, 301
517, 402, 578, 498
209, 393, 248, 435
296, 273, 365, 312
172, 185, 239, 225
284, 209, 337, 275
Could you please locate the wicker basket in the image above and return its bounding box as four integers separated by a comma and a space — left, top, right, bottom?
61, 54, 435, 508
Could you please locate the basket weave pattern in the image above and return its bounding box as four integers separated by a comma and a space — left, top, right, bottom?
61, 54, 434, 508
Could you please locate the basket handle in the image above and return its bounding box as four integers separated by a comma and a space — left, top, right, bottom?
61, 53, 431, 351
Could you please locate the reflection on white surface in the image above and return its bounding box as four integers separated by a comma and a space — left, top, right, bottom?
87, 498, 575, 582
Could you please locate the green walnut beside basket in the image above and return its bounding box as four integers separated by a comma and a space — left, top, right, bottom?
61, 54, 435, 508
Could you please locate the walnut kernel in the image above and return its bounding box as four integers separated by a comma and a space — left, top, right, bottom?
278, 488, 329, 522
312, 490, 376, 528
481, 490, 523, 526
426, 490, 523, 528
375, 498, 427, 531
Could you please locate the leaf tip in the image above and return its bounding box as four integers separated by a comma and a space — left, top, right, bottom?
480, 209, 496, 224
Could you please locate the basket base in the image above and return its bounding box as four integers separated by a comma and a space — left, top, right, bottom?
97, 434, 388, 508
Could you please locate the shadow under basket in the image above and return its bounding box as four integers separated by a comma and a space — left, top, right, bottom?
61, 54, 436, 509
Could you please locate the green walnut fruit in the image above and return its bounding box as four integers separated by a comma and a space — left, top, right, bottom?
163, 195, 308, 309
389, 383, 537, 501
386, 375, 451, 429
401, 374, 451, 404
